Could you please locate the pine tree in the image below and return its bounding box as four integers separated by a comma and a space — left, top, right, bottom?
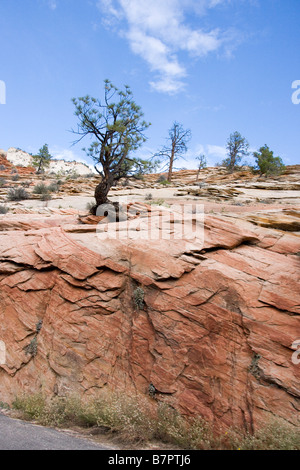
222, 131, 249, 172
71, 80, 154, 214
32, 144, 52, 174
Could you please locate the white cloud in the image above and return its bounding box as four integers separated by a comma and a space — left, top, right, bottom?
206, 144, 227, 158
50, 147, 93, 167
47, 0, 57, 10
136, 141, 228, 170
168, 142, 227, 169
97, 0, 237, 94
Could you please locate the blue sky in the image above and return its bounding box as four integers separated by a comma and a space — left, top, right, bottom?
0, 0, 299, 170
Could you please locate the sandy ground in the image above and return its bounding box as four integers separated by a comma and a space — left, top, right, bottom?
4, 184, 300, 215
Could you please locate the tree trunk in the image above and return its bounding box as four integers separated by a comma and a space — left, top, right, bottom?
37, 158, 42, 174
167, 147, 175, 182
90, 177, 113, 215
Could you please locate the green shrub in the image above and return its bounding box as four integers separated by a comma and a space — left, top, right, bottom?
7, 187, 29, 201
229, 418, 300, 450
66, 171, 80, 180
47, 182, 60, 193
0, 205, 9, 214
13, 393, 46, 421
11, 392, 300, 450
156, 175, 168, 183
86, 201, 95, 212
150, 198, 166, 206
156, 403, 217, 449
33, 183, 49, 195
24, 337, 38, 357
133, 173, 145, 181
253, 145, 285, 176
133, 287, 145, 310
40, 193, 52, 201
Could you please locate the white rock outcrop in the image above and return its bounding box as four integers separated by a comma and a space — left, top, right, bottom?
5, 147, 92, 175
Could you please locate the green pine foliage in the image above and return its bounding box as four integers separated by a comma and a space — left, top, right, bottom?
32, 144, 52, 174
253, 145, 285, 176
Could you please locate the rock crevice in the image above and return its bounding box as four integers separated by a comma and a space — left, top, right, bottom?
0, 207, 299, 432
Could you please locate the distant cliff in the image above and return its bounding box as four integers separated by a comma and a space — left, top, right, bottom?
1, 147, 92, 176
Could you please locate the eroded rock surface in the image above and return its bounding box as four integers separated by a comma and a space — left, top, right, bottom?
0, 205, 299, 433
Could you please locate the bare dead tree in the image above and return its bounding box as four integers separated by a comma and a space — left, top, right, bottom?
154, 122, 191, 182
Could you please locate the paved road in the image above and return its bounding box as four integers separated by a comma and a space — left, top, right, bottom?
0, 412, 110, 450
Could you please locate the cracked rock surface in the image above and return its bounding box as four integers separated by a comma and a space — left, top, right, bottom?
0, 204, 299, 432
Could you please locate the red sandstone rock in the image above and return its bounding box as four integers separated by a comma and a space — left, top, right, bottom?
0, 207, 299, 434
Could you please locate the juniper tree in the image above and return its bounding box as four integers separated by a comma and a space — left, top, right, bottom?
253, 145, 285, 176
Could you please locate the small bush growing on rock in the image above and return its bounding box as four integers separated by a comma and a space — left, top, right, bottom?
0, 205, 9, 214
145, 193, 153, 201
156, 175, 167, 183
33, 183, 49, 195
248, 353, 261, 379
150, 198, 166, 206
0, 177, 7, 187
24, 337, 38, 357
40, 193, 52, 201
156, 174, 171, 186
86, 201, 95, 212
132, 173, 145, 181
36, 320, 43, 333
66, 171, 80, 180
7, 187, 29, 201
11, 174, 19, 181
133, 287, 145, 310
47, 182, 60, 193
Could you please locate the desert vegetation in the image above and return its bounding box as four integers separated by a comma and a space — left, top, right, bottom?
5, 393, 299, 450
71, 79, 156, 214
